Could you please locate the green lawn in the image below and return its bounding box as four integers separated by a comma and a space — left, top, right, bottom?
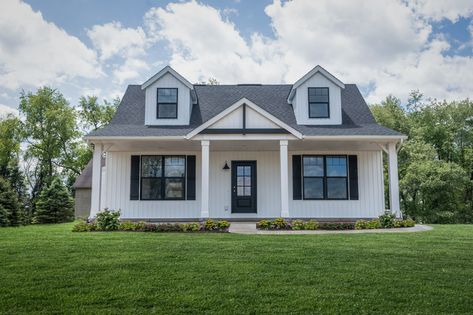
1, 224, 473, 314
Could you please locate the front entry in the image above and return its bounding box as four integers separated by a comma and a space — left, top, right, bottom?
231, 161, 257, 213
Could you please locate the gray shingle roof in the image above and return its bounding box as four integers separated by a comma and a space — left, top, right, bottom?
87, 84, 403, 137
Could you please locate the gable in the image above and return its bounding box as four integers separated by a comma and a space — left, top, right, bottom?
186, 98, 303, 139
208, 105, 279, 129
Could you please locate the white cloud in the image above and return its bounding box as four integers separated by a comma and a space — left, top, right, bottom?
0, 104, 19, 117
407, 0, 473, 22
0, 0, 102, 90
142, 0, 473, 103
87, 21, 148, 60
113, 58, 149, 84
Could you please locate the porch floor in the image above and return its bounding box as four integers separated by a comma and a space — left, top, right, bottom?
228, 223, 433, 234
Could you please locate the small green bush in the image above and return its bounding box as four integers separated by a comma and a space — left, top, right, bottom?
88, 222, 98, 231
292, 219, 305, 230
271, 218, 289, 230
366, 219, 381, 229
142, 223, 157, 232
120, 220, 137, 231
257, 219, 271, 230
403, 218, 416, 227
304, 220, 319, 230
204, 219, 218, 231
320, 222, 355, 230
355, 220, 368, 230
156, 223, 181, 232
72, 221, 90, 232
379, 212, 396, 228
96, 209, 120, 231
217, 220, 230, 231
181, 222, 200, 232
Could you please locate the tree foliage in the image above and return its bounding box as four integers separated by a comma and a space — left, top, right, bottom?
34, 177, 74, 224
78, 96, 119, 131
371, 92, 473, 223
0, 176, 21, 227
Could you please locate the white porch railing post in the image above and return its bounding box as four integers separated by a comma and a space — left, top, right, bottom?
201, 140, 210, 218
90, 143, 103, 219
388, 142, 401, 218
280, 140, 290, 218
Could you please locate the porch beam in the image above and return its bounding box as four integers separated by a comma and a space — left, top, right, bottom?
90, 143, 103, 219
280, 140, 290, 218
388, 142, 401, 218
200, 140, 210, 218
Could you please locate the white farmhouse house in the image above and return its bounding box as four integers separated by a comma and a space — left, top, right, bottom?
84, 65, 406, 221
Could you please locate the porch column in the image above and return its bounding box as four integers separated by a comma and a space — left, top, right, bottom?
388, 142, 401, 218
280, 140, 290, 218
200, 140, 210, 218
90, 143, 103, 219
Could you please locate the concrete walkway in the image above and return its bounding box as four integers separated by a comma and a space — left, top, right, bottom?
229, 222, 433, 235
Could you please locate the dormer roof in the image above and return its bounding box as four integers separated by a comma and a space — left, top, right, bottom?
287, 65, 345, 102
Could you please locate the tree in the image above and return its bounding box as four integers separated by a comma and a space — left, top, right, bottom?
0, 176, 20, 227
78, 96, 119, 131
34, 177, 74, 224
0, 115, 22, 177
20, 87, 80, 201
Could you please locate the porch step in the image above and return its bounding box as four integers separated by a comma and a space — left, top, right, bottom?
229, 222, 257, 234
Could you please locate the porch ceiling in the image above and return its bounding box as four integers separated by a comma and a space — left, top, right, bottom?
103, 138, 384, 152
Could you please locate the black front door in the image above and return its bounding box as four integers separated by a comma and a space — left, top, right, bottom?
231, 161, 257, 213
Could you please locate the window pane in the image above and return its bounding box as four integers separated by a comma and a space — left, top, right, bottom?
165, 178, 184, 199
158, 103, 177, 118
303, 177, 324, 199
237, 176, 244, 186
237, 187, 244, 196
309, 88, 329, 102
309, 103, 329, 118
303, 156, 324, 176
327, 178, 347, 199
157, 88, 177, 103
141, 156, 162, 177
244, 177, 251, 186
237, 166, 244, 176
244, 187, 251, 196
244, 166, 251, 176
164, 156, 185, 177
327, 156, 347, 176
141, 178, 162, 199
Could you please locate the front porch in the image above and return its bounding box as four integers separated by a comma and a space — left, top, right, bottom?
89, 136, 402, 220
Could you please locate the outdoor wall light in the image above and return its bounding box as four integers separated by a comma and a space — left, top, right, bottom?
222, 161, 230, 170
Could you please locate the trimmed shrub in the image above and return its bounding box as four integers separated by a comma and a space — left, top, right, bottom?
403, 218, 416, 227
203, 219, 218, 231
292, 219, 305, 230
181, 222, 200, 232
217, 220, 230, 231
304, 220, 319, 230
355, 220, 368, 230
257, 219, 271, 230
142, 223, 158, 232
379, 212, 396, 228
96, 209, 120, 231
366, 219, 381, 229
120, 220, 137, 231
72, 221, 90, 232
271, 218, 289, 230
156, 223, 181, 232
320, 222, 355, 230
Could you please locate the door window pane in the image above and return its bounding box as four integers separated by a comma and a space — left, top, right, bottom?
237, 187, 244, 196
326, 156, 347, 176
244, 187, 251, 196
303, 177, 324, 199
327, 178, 347, 199
303, 156, 324, 176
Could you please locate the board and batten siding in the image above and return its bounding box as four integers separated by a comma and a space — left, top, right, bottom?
102, 151, 201, 219
101, 149, 384, 219
289, 151, 385, 219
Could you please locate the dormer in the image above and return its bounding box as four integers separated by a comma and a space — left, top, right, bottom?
141, 66, 196, 126
287, 65, 345, 125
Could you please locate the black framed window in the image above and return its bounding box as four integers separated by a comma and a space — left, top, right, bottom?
157, 88, 178, 119
308, 87, 329, 118
302, 155, 348, 200
140, 155, 185, 200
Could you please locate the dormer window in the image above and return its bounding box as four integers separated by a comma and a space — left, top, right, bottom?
157, 88, 178, 119
308, 87, 329, 118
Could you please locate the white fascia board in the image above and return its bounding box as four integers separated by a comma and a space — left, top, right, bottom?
303, 135, 408, 141
288, 65, 345, 102
84, 135, 185, 143
141, 65, 194, 90
185, 97, 303, 139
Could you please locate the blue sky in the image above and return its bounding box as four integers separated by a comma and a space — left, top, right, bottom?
1, 0, 473, 116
